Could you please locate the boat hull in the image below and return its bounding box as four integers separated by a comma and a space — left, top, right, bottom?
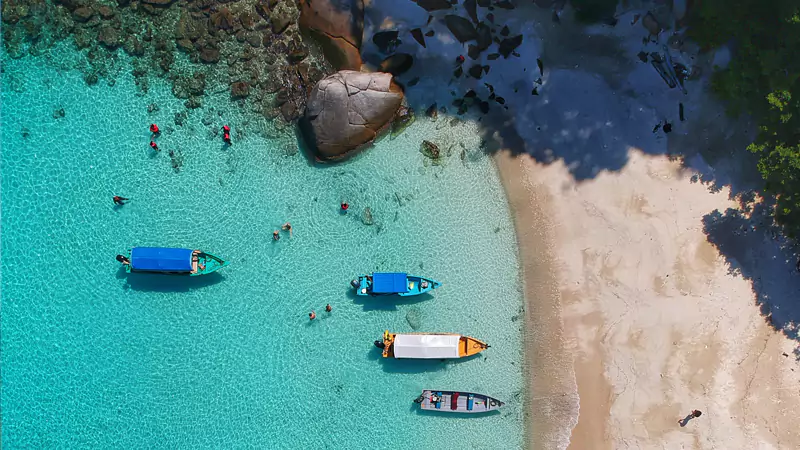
415, 390, 504, 413
125, 248, 228, 276
354, 273, 441, 296
379, 331, 489, 359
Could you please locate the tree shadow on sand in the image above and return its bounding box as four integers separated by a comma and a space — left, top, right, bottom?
702, 196, 800, 354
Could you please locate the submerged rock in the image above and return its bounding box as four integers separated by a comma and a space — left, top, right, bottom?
210, 8, 235, 31
271, 9, 291, 34
642, 12, 661, 35
410, 28, 426, 48
362, 207, 374, 225
301, 70, 404, 161
230, 81, 250, 99
379, 53, 413, 76
405, 307, 422, 330
372, 30, 401, 54
426, 103, 438, 121
391, 106, 415, 138
415, 0, 452, 12
445, 15, 477, 43
299, 0, 363, 70
72, 7, 93, 22
98, 26, 122, 49
421, 140, 440, 159
498, 35, 523, 58
200, 47, 220, 63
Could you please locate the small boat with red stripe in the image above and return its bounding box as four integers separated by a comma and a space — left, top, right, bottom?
413, 390, 504, 413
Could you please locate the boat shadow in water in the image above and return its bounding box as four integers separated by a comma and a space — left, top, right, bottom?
410, 405, 502, 418
348, 289, 435, 311
117, 268, 226, 292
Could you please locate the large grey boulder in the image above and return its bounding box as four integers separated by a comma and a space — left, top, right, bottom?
301, 70, 404, 161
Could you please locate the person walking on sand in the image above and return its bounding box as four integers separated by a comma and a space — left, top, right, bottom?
309, 311, 316, 320
113, 196, 129, 205
325, 304, 332, 313
282, 222, 292, 237
679, 409, 702, 427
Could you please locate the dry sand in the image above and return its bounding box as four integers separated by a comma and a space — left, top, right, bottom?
497, 149, 800, 449
484, 5, 800, 450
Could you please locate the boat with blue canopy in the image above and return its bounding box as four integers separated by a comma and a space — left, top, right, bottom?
351, 272, 441, 296
122, 247, 228, 276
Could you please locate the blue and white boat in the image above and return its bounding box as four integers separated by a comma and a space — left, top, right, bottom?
351, 272, 441, 296
122, 247, 228, 276
414, 390, 504, 413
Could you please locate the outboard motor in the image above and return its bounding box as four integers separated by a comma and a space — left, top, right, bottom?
350, 279, 360, 289
374, 340, 385, 349
413, 395, 424, 404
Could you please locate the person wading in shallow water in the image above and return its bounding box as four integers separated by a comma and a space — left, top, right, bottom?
223, 125, 231, 145
149, 124, 160, 136
150, 141, 159, 152
341, 202, 349, 212
325, 304, 332, 313
309, 311, 316, 320
113, 196, 129, 205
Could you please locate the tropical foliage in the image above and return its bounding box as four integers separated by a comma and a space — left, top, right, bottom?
688, 0, 800, 236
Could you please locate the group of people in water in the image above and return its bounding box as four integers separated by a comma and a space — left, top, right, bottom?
116, 122, 356, 321
147, 123, 231, 154
113, 123, 238, 208
309, 303, 333, 320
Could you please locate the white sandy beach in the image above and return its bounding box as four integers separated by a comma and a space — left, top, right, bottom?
488, 5, 800, 450
497, 149, 800, 449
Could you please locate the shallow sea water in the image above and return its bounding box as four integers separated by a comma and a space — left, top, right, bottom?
1, 49, 524, 448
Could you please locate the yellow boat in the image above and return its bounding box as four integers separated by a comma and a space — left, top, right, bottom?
374, 331, 490, 359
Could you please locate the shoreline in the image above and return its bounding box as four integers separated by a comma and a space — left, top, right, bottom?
493, 151, 579, 450
495, 148, 800, 449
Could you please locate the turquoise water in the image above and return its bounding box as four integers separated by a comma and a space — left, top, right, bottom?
1, 48, 524, 448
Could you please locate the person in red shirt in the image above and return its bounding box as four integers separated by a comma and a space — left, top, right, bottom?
341, 202, 349, 212
222, 125, 231, 145
150, 141, 159, 152
149, 124, 160, 135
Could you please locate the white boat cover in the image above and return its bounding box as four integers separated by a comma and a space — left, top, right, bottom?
393, 334, 461, 359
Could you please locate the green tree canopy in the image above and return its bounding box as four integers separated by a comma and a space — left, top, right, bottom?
689, 0, 800, 236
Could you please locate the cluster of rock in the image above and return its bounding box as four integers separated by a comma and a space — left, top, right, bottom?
297, 0, 408, 162
2, 0, 328, 124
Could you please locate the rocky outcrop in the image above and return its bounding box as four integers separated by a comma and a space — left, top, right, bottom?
299, 0, 363, 70
301, 70, 404, 161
